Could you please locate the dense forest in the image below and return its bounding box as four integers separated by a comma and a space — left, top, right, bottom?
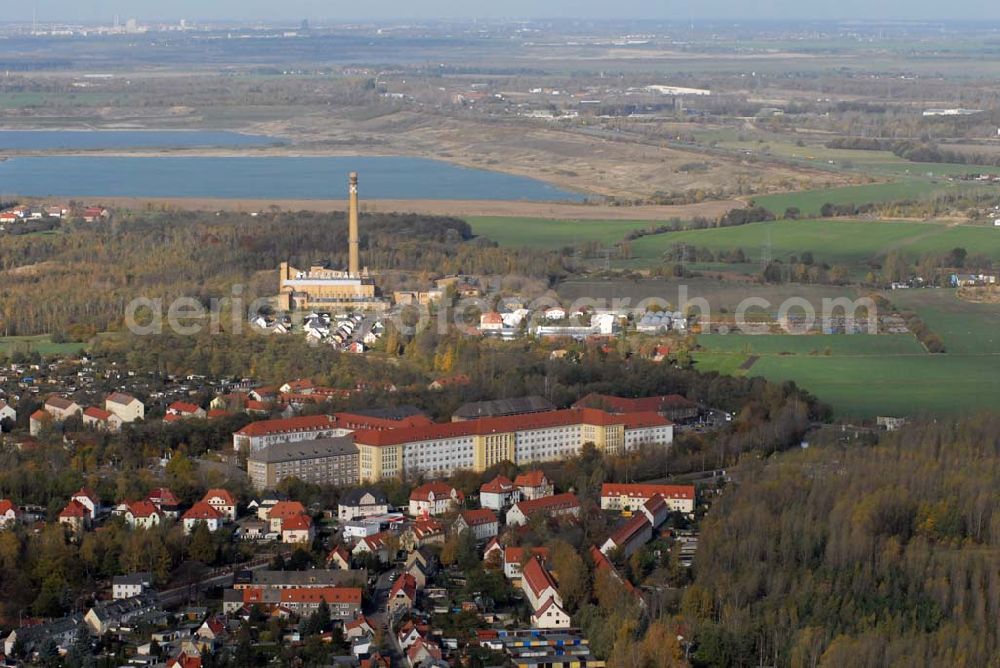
0, 210, 569, 336
687, 415, 1000, 667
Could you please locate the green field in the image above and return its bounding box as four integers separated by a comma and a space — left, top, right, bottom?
695, 290, 1000, 418
628, 219, 1000, 270
752, 182, 957, 218
466, 216, 650, 249
0, 335, 87, 357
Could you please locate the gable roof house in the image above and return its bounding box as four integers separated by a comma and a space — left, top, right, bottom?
388, 573, 418, 613
338, 487, 390, 521
479, 475, 519, 511
201, 488, 237, 521
83, 406, 123, 432
506, 492, 580, 526
105, 392, 145, 422
513, 470, 554, 500
44, 395, 82, 421
125, 500, 163, 530
452, 508, 499, 542
182, 502, 225, 534
408, 482, 463, 517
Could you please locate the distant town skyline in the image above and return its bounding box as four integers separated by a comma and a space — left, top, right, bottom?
5, 0, 1000, 23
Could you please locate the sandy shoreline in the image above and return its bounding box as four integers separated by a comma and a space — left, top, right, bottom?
86, 196, 744, 220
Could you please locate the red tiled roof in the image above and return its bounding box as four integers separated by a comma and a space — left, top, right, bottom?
481, 311, 503, 325
522, 555, 557, 599
269, 500, 306, 519
355, 407, 640, 448
503, 546, 549, 565
513, 470, 548, 488
202, 488, 236, 506
600, 483, 694, 501
480, 475, 514, 494
608, 514, 650, 547
127, 500, 160, 519
280, 587, 362, 605
410, 482, 461, 503
282, 514, 313, 531
183, 501, 223, 521
460, 508, 497, 527
59, 499, 88, 518
644, 494, 667, 513
84, 406, 114, 421
168, 401, 201, 414
389, 573, 417, 601
234, 414, 337, 437
73, 487, 99, 503
147, 488, 180, 506
513, 492, 579, 517
0, 499, 22, 517
207, 409, 232, 419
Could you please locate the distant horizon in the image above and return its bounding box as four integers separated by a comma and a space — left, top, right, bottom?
4, 0, 1000, 24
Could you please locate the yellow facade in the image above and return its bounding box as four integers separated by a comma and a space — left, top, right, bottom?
472, 431, 516, 471
358, 443, 404, 483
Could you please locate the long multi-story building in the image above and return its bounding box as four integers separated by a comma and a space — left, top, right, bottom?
247, 436, 359, 491
354, 407, 672, 482
233, 412, 429, 453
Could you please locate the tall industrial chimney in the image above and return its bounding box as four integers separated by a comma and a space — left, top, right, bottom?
348, 172, 360, 276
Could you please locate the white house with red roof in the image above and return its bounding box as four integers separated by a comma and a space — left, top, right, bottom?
281, 514, 314, 544
600, 514, 652, 559
452, 508, 499, 541
353, 531, 391, 563
408, 482, 463, 517
83, 406, 123, 432
105, 392, 144, 423
201, 488, 237, 521
388, 573, 417, 613
513, 471, 554, 500
522, 554, 561, 610
266, 500, 307, 532
125, 500, 163, 530
59, 499, 89, 532
479, 475, 518, 510
146, 488, 182, 518
600, 483, 695, 515
501, 545, 550, 581
71, 487, 101, 520
506, 492, 580, 526
165, 402, 206, 421
532, 596, 572, 629
0, 499, 22, 528
182, 502, 225, 534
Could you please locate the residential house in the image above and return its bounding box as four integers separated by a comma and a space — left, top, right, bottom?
0, 499, 22, 528
405, 561, 429, 590
0, 399, 16, 424
479, 475, 519, 511
146, 487, 182, 519
166, 402, 207, 421
44, 396, 81, 421
353, 531, 391, 564
388, 573, 417, 613
29, 409, 50, 436
83, 592, 160, 635
600, 514, 652, 558
501, 546, 550, 581
532, 597, 572, 629
3, 615, 85, 657
506, 492, 580, 526
266, 500, 307, 531
201, 488, 237, 521
338, 487, 389, 521
345, 616, 375, 640
407, 637, 442, 667
408, 482, 463, 517
521, 555, 562, 611
402, 518, 445, 550
514, 470, 554, 500
326, 544, 352, 570
452, 508, 499, 542
71, 487, 101, 520
59, 499, 90, 533
182, 502, 225, 534
281, 514, 315, 544
427, 374, 471, 391
125, 500, 163, 530
599, 483, 695, 515
113, 572, 152, 600
105, 392, 145, 422
83, 406, 123, 432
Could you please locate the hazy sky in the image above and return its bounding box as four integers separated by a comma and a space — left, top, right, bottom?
6, 0, 999, 23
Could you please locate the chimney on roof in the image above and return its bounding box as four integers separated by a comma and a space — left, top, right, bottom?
348, 172, 360, 277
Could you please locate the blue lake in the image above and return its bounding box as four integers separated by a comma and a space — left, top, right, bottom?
0, 156, 583, 201
0, 130, 282, 150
